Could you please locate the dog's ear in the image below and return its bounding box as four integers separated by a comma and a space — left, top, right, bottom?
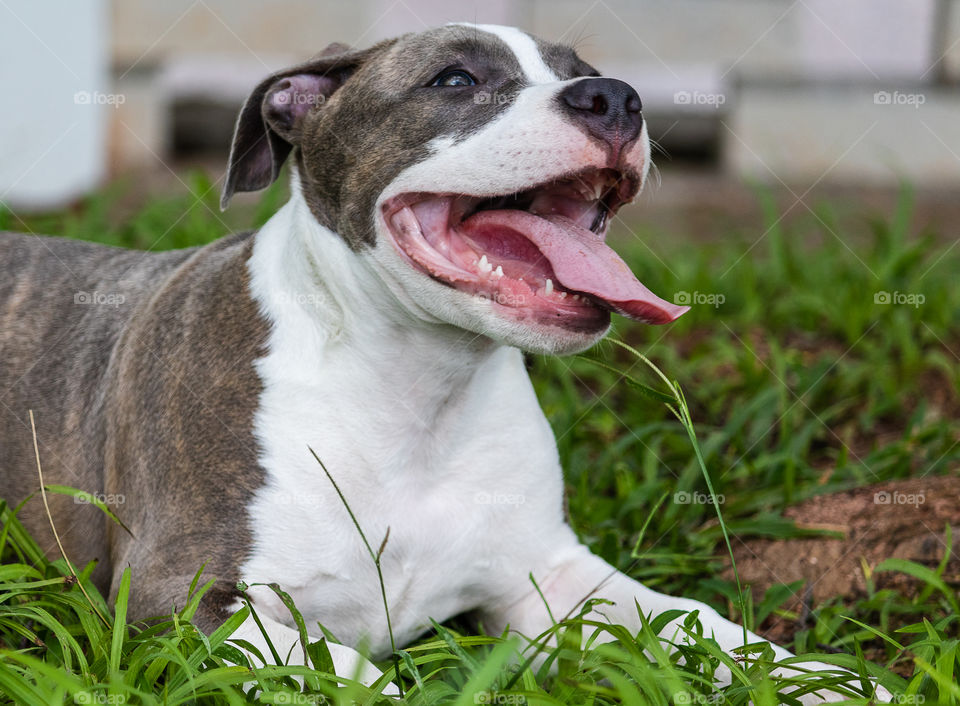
220, 43, 371, 209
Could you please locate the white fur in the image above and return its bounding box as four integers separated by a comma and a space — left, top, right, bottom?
458, 23, 558, 84
240, 185, 579, 655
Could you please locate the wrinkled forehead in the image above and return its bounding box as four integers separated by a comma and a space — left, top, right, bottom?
382, 23, 595, 83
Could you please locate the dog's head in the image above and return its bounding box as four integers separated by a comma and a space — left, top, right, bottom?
222, 23, 688, 354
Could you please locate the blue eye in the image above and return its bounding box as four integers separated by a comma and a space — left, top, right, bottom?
432, 69, 476, 87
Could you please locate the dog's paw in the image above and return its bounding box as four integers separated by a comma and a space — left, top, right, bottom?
324, 642, 400, 696
874, 684, 894, 703
231, 634, 400, 697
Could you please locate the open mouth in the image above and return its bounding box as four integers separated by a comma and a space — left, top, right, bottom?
382, 167, 689, 330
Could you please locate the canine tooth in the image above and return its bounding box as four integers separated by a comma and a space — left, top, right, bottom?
494, 265, 503, 278
545, 278, 553, 294
478, 255, 492, 274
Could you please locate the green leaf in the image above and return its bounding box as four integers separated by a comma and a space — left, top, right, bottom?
42, 484, 134, 537
875, 558, 960, 613
575, 355, 675, 404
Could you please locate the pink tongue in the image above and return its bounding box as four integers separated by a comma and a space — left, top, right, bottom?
459, 210, 690, 324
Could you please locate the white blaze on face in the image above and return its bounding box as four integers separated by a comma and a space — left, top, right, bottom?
380, 81, 611, 203
459, 23, 559, 84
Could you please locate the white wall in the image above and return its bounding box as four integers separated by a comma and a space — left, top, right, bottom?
0, 0, 109, 210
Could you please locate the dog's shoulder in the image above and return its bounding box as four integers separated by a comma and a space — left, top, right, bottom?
115, 230, 266, 368
108, 230, 269, 443
102, 230, 271, 616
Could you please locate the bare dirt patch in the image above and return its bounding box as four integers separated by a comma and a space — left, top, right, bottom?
727, 475, 960, 649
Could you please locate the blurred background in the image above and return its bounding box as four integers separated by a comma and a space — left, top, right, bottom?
2, 0, 959, 232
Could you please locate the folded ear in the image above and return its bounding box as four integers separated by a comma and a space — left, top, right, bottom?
220, 43, 370, 209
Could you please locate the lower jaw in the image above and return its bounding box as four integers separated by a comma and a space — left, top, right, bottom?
390, 237, 611, 335
484, 293, 612, 334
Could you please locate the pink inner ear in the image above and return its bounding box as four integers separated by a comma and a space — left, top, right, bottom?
266, 74, 339, 129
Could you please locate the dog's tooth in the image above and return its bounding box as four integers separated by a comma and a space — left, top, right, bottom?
559, 291, 567, 299
494, 265, 503, 278
572, 294, 580, 301
478, 255, 492, 274
545, 278, 553, 295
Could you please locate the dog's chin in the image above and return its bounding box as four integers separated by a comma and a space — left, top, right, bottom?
488, 316, 611, 356
430, 288, 613, 356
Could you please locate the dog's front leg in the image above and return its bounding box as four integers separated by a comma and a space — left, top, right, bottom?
483, 542, 887, 704
228, 609, 395, 694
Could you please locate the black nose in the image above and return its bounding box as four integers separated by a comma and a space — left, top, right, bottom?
559, 78, 643, 159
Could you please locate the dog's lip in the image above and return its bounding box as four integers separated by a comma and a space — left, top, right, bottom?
381, 168, 688, 326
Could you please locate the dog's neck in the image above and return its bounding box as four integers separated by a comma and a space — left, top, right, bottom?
247, 178, 503, 448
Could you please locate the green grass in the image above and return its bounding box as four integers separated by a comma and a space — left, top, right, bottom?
1, 174, 958, 704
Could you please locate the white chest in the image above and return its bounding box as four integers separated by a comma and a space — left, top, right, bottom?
240, 332, 565, 653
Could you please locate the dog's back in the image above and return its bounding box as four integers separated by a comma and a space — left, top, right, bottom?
0, 233, 194, 585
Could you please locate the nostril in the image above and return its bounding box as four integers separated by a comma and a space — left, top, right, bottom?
590, 95, 608, 115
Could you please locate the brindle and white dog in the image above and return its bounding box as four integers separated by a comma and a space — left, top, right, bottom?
0, 23, 887, 702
